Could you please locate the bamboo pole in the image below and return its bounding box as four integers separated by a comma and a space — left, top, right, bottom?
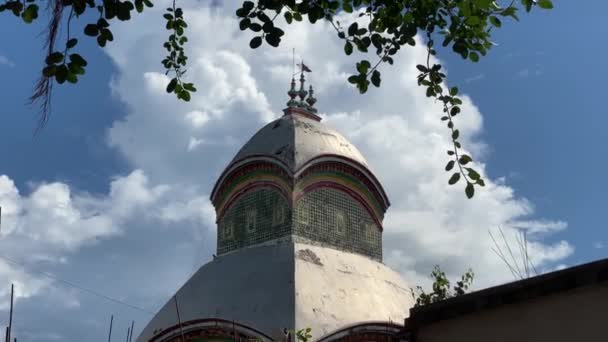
129, 320, 135, 342
108, 315, 114, 342
174, 296, 185, 342
7, 284, 13, 342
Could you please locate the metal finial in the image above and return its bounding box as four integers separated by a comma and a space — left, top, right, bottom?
287, 77, 298, 107
297, 71, 308, 107
306, 84, 317, 113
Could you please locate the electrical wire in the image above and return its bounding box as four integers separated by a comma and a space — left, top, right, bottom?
0, 254, 155, 315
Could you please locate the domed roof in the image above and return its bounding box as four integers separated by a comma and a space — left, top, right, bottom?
230, 113, 368, 172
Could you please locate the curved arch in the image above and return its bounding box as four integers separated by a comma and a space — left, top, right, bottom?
295, 154, 390, 209
295, 161, 388, 222
296, 181, 384, 231
216, 181, 291, 223
211, 156, 293, 203
149, 318, 274, 342
316, 321, 404, 342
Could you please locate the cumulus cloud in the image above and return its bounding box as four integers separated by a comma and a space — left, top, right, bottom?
1, 2, 574, 339
100, 0, 572, 291
0, 55, 14, 67
0, 168, 214, 314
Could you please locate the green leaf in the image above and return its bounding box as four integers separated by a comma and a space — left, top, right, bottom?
459, 155, 472, 165
452, 129, 459, 140
448, 172, 461, 185
371, 70, 381, 87
45, 52, 64, 65
55, 65, 68, 84
84, 24, 99, 37
66, 71, 78, 84
537, 0, 553, 9
69, 53, 88, 66
265, 33, 281, 47
242, 1, 254, 10
42, 65, 57, 77
465, 183, 475, 198
356, 60, 370, 74
143, 0, 153, 7
21, 4, 38, 23
449, 87, 458, 96
249, 36, 262, 49
445, 160, 455, 171
343, 2, 353, 12
466, 167, 481, 180
347, 22, 358, 36
166, 78, 177, 93
469, 51, 479, 62
68, 62, 85, 75
416, 65, 428, 72
489, 16, 501, 27
180, 90, 191, 101
97, 18, 110, 28
66, 38, 78, 49
239, 18, 250, 30
347, 75, 359, 84
284, 11, 292, 24
272, 27, 285, 37
249, 23, 262, 32
344, 41, 353, 55
183, 83, 196, 92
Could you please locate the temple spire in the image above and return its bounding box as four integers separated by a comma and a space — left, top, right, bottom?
284, 59, 319, 119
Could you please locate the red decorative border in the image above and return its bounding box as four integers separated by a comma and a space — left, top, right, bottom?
213, 153, 390, 209
211, 156, 292, 202
283, 107, 322, 121
149, 318, 274, 342
296, 154, 390, 208
316, 321, 404, 342
212, 161, 291, 207
216, 181, 292, 223
297, 161, 387, 213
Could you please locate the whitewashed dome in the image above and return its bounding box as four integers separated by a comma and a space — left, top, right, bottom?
230, 113, 368, 172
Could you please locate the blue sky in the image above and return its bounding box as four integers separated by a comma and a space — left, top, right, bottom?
0, 0, 606, 340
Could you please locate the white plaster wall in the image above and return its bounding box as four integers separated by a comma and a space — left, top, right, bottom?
294, 243, 413, 338
136, 241, 413, 341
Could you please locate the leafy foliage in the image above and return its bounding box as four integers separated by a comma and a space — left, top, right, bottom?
256, 328, 311, 342
2, 0, 553, 196
411, 265, 474, 307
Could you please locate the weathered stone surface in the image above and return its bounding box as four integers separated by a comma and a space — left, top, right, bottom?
136, 242, 413, 342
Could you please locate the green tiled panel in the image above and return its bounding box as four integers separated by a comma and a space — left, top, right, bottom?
294, 188, 382, 261
217, 188, 382, 260
218, 189, 292, 255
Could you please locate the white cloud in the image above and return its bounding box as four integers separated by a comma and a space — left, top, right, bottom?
0, 55, 14, 67
0, 168, 212, 312
98, 0, 572, 292
510, 220, 568, 234
465, 73, 485, 83
1, 1, 573, 326
516, 68, 530, 78
593, 241, 604, 249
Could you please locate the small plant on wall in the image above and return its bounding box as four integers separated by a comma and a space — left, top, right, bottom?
411, 265, 474, 307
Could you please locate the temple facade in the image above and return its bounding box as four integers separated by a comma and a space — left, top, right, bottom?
136, 69, 413, 342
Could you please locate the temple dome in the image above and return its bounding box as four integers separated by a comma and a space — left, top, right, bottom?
230, 112, 368, 172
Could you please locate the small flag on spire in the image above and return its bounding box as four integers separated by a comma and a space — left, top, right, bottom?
298, 62, 312, 73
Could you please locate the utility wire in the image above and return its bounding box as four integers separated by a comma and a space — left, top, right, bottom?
0, 254, 155, 315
